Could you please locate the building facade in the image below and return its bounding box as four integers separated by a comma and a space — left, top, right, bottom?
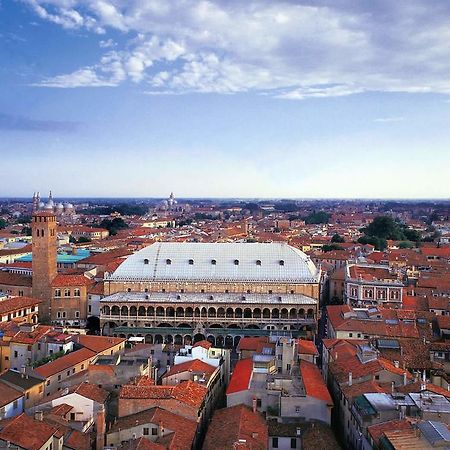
100, 242, 320, 347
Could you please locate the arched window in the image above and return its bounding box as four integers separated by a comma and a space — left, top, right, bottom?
256, 260, 262, 266
188, 259, 194, 265
279, 260, 285, 266
144, 259, 149, 265
234, 259, 239, 265
211, 259, 217, 265
166, 259, 172, 265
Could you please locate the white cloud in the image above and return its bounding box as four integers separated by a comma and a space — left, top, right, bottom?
24, 0, 450, 97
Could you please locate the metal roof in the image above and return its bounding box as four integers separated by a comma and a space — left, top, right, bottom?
107, 242, 319, 283
418, 421, 450, 445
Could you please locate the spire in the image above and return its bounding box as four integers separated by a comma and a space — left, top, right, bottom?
49, 190, 53, 200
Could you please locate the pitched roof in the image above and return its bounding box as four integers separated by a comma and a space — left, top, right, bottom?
298, 339, 319, 356
226, 358, 253, 395
110, 407, 197, 450
75, 335, 125, 353
51, 274, 93, 287
0, 413, 58, 450
164, 359, 216, 378
34, 348, 96, 378
300, 360, 333, 404
120, 380, 207, 409
0, 271, 32, 287
192, 340, 212, 349
0, 296, 41, 315
203, 404, 268, 450
0, 382, 23, 408
368, 419, 413, 446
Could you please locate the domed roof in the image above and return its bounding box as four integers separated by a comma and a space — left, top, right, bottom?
44, 200, 54, 210
108, 242, 319, 283
56, 202, 64, 209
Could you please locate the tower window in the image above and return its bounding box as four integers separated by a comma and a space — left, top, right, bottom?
41, 229, 44, 237
74, 289, 80, 297
166, 259, 172, 265
279, 260, 285, 266
54, 289, 61, 298
211, 259, 216, 265
256, 260, 262, 266
64, 289, 70, 297
144, 259, 149, 265
188, 259, 194, 265
234, 259, 239, 265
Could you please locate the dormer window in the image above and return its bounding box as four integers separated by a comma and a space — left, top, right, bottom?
256, 260, 261, 266
211, 259, 216, 265
234, 259, 239, 265
166, 259, 172, 265
189, 259, 194, 265
144, 259, 149, 265
279, 260, 285, 266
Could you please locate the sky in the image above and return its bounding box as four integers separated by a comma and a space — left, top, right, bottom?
1, 0, 450, 199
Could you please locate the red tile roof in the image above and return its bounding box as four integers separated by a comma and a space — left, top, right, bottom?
51, 274, 93, 287
192, 340, 212, 349
300, 360, 332, 404
164, 359, 216, 378
297, 339, 319, 356
0, 382, 23, 408
75, 335, 125, 353
0, 296, 40, 315
368, 419, 412, 446
203, 404, 268, 450
226, 358, 253, 395
0, 413, 58, 450
34, 347, 96, 378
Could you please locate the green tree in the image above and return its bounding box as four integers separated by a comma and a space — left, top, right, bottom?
331, 233, 345, 243
304, 211, 331, 224
322, 244, 343, 252
0, 218, 7, 229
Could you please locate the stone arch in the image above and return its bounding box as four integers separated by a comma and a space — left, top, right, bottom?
185, 307, 193, 317
201, 307, 207, 318
111, 305, 119, 315
207, 335, 216, 346
253, 308, 261, 319
208, 307, 216, 317
165, 335, 173, 344
307, 308, 314, 317
157, 322, 173, 328
263, 308, 270, 319
235, 308, 243, 318
217, 307, 225, 318
216, 335, 224, 347
138, 306, 146, 316
245, 324, 260, 329
121, 306, 128, 316
209, 324, 223, 328
176, 307, 184, 317
154, 334, 163, 344
103, 305, 111, 315
194, 307, 200, 317
130, 306, 137, 316
156, 306, 165, 316
145, 334, 153, 344
289, 308, 297, 319
102, 321, 117, 335
174, 334, 183, 345
234, 336, 242, 347
147, 306, 154, 316
166, 307, 175, 317
272, 308, 279, 319
177, 323, 191, 328
184, 335, 192, 345
194, 333, 206, 343
298, 308, 305, 318
226, 308, 234, 318
244, 308, 252, 319
281, 308, 288, 319
225, 335, 233, 348
228, 324, 241, 329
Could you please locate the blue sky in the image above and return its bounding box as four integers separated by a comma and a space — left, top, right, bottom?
1, 0, 449, 198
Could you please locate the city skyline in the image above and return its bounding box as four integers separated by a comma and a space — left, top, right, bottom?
1, 1, 450, 198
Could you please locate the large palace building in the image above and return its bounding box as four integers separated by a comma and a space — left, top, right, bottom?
100, 242, 321, 347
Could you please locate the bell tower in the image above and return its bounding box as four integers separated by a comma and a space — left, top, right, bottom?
32, 208, 57, 322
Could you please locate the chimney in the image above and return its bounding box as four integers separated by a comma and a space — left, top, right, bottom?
147, 357, 152, 377
394, 360, 399, 369
34, 411, 44, 422
391, 381, 395, 395
158, 421, 164, 437
348, 372, 353, 386
252, 397, 257, 413
96, 405, 106, 450
403, 372, 407, 386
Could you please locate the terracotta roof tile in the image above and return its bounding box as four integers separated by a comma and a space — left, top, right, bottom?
300, 360, 332, 404
226, 359, 253, 395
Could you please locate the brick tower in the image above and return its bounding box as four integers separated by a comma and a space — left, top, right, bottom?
32, 208, 57, 322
